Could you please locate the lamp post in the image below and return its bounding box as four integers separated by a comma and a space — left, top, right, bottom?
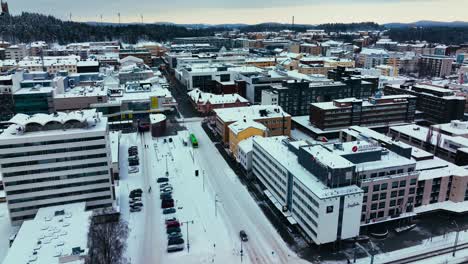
215, 194, 221, 217
452, 220, 460, 257
182, 220, 194, 253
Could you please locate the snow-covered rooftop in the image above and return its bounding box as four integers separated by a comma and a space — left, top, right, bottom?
188, 88, 248, 105
2, 202, 91, 264
214, 105, 290, 123
228, 119, 267, 135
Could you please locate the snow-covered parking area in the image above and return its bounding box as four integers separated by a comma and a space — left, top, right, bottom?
120, 121, 309, 264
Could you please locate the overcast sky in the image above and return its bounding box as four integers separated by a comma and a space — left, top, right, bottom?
7, 0, 468, 24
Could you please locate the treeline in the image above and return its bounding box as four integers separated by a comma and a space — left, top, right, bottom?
0, 12, 467, 45
387, 27, 468, 45
0, 12, 217, 44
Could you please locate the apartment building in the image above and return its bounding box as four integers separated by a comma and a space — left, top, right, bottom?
419, 55, 453, 78
213, 105, 291, 143
309, 94, 417, 131
0, 109, 114, 225
187, 88, 249, 114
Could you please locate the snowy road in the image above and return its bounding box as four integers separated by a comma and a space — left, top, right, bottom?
185, 122, 309, 264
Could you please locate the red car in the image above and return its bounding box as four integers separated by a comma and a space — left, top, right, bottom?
166, 221, 180, 228
162, 201, 174, 209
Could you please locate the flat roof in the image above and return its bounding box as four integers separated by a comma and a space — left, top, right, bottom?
253, 136, 362, 199
2, 203, 91, 264
188, 88, 248, 105
214, 105, 290, 123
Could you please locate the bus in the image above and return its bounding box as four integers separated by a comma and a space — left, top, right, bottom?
190, 133, 198, 148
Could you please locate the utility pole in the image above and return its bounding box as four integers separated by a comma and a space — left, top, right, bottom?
240, 236, 244, 262
118, 12, 121, 25
140, 14, 144, 24
69, 12, 72, 22
181, 220, 194, 252
165, 154, 169, 176
100, 14, 103, 24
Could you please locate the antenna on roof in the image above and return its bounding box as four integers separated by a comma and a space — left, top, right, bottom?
69, 12, 72, 22
118, 12, 121, 25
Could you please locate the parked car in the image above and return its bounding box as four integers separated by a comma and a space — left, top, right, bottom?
132, 202, 143, 207
166, 227, 181, 234
129, 160, 139, 166
160, 193, 172, 200
128, 156, 139, 162
157, 177, 169, 183
239, 230, 248, 242
166, 221, 180, 228
168, 237, 184, 246
167, 232, 183, 240
163, 208, 176, 215
165, 217, 177, 224
159, 183, 171, 189
128, 167, 139, 174
161, 186, 173, 193
129, 191, 142, 198
167, 243, 184, 253
132, 188, 143, 193
130, 207, 141, 212
130, 197, 142, 202
162, 202, 174, 209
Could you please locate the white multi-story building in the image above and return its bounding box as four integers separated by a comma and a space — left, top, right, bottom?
252, 136, 363, 244
0, 109, 114, 225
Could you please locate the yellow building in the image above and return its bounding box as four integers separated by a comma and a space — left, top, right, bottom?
228, 119, 267, 159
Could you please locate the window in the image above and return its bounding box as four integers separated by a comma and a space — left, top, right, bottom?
390, 200, 396, 207
378, 202, 386, 209
377, 211, 384, 218
371, 203, 378, 210
379, 172, 386, 177
373, 185, 380, 192
380, 193, 387, 200
362, 186, 368, 193
408, 167, 414, 172
371, 173, 377, 178
389, 209, 395, 216
362, 205, 366, 212
326, 206, 334, 213
400, 180, 407, 187
409, 188, 415, 194
381, 183, 388, 190
372, 194, 379, 201
410, 178, 417, 185
408, 197, 414, 203
363, 196, 368, 203
391, 191, 397, 198
392, 181, 399, 188
389, 170, 396, 175
397, 169, 404, 174
399, 190, 405, 196
370, 212, 377, 219
397, 198, 404, 205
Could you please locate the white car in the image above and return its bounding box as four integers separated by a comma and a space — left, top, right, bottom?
128, 166, 139, 174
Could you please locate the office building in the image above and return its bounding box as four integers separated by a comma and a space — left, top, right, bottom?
384, 83, 465, 124
119, 49, 152, 66
0, 109, 114, 225
309, 94, 417, 132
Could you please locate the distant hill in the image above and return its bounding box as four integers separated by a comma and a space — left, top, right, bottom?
385, 20, 468, 28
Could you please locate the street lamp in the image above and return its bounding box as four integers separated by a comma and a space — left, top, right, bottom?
452, 220, 460, 257
240, 235, 244, 263
181, 220, 194, 253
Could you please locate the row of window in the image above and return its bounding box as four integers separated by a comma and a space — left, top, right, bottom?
0, 136, 105, 149
8, 187, 111, 204
1, 153, 107, 168
0, 144, 106, 159
292, 208, 318, 238
3, 162, 108, 177
6, 179, 110, 196
4, 170, 109, 187
293, 189, 319, 218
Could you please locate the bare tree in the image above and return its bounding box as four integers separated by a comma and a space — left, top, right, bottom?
86, 215, 129, 264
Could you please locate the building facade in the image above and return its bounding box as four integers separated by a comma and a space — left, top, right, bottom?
0, 110, 114, 225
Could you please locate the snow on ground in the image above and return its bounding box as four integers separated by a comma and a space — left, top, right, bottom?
0, 203, 14, 263
121, 121, 311, 264
352, 228, 468, 264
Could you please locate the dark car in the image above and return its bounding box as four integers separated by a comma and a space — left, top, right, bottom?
129, 160, 139, 166
161, 202, 174, 209
157, 177, 169, 183
167, 244, 184, 253
160, 193, 172, 200
240, 230, 248, 242
129, 192, 142, 198
166, 221, 180, 228
167, 232, 183, 240
128, 156, 139, 162
168, 237, 184, 246
132, 202, 143, 207
131, 188, 143, 193
165, 217, 177, 224
166, 226, 181, 234
163, 208, 176, 215
162, 198, 174, 205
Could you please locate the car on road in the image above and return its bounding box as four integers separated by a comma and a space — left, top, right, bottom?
168, 237, 184, 246
167, 244, 184, 253
160, 193, 172, 200
163, 208, 176, 215
128, 167, 139, 174
166, 227, 181, 234
130, 207, 141, 212
129, 192, 142, 198
161, 202, 174, 209
132, 202, 143, 207
166, 221, 180, 228
165, 217, 177, 224
240, 230, 248, 242
130, 197, 142, 202
167, 232, 183, 240
161, 186, 173, 193
128, 156, 139, 162
159, 183, 171, 189
132, 188, 143, 193
157, 177, 169, 183
129, 160, 139, 166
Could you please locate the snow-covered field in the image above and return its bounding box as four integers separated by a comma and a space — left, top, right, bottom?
0, 203, 13, 263
120, 121, 309, 263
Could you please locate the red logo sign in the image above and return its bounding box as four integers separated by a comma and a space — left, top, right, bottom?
352, 146, 358, 152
